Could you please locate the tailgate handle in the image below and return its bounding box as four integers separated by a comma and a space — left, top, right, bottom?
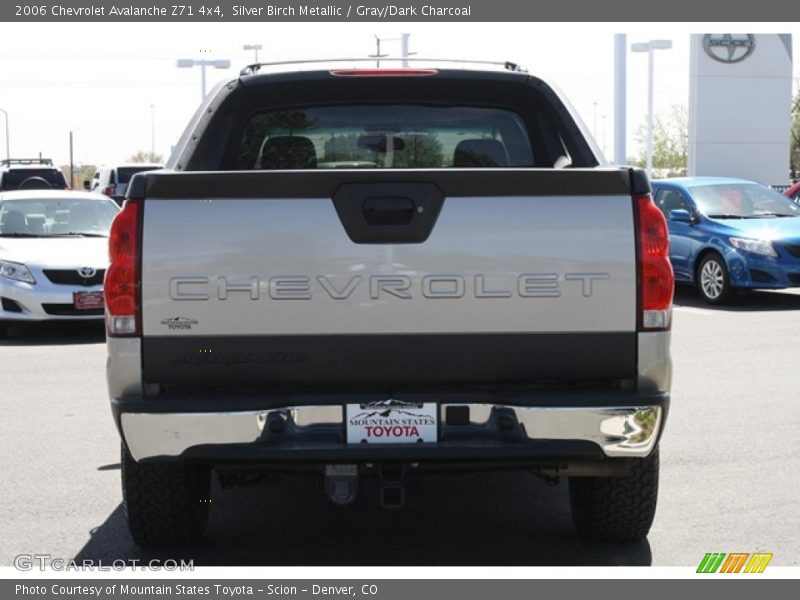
333, 181, 444, 244
363, 196, 415, 225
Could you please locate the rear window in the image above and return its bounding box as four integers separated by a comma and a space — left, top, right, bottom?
1, 168, 68, 190
236, 105, 535, 169
116, 166, 161, 184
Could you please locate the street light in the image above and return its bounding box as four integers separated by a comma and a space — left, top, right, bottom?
369, 33, 415, 68
69, 129, 79, 190
243, 44, 262, 63
369, 34, 389, 68
176, 57, 231, 101
631, 39, 672, 177
0, 108, 9, 162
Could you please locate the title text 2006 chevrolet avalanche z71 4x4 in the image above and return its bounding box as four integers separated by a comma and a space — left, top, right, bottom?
104, 61, 674, 548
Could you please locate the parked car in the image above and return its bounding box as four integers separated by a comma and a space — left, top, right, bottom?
0, 158, 68, 191
784, 181, 800, 204
652, 177, 800, 303
86, 163, 163, 204
0, 190, 120, 337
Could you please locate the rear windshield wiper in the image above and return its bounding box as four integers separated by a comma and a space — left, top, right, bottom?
750, 213, 798, 218
706, 214, 745, 219
0, 232, 43, 237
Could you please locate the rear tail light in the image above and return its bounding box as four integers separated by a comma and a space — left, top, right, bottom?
634, 194, 674, 331
102, 185, 115, 196
330, 69, 438, 77
104, 199, 141, 336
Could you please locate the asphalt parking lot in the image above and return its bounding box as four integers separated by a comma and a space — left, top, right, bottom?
1, 286, 798, 567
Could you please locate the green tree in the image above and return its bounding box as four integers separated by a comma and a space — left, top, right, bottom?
394, 134, 444, 168
630, 104, 688, 178
127, 150, 163, 163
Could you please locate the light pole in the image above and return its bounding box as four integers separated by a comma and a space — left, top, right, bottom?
614, 34, 627, 165
369, 34, 388, 68
400, 33, 413, 67
0, 108, 9, 162
632, 39, 672, 177
177, 57, 231, 101
243, 44, 262, 63
370, 33, 415, 68
69, 129, 77, 189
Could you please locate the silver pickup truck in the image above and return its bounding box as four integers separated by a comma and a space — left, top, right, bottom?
104, 60, 674, 548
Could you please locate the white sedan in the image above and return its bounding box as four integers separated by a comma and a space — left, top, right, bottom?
0, 190, 120, 337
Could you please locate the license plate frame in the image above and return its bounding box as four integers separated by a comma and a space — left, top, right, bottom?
346, 400, 438, 444
73, 290, 104, 310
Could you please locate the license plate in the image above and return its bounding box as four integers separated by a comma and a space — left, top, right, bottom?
346, 400, 438, 444
73, 291, 104, 310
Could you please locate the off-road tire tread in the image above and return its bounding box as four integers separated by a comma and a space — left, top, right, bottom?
569, 448, 659, 542
121, 443, 210, 547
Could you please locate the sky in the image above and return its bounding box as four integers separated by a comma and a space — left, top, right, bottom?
0, 22, 797, 169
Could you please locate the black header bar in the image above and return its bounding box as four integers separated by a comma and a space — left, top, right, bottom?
3, 0, 799, 22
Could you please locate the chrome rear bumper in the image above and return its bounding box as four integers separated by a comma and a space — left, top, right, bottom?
120, 403, 662, 462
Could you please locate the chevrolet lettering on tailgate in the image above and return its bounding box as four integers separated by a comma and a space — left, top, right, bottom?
168, 273, 611, 301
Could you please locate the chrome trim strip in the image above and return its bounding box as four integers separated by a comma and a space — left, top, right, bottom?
291, 405, 343, 427
121, 404, 661, 461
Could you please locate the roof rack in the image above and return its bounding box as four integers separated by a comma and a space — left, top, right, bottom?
1, 158, 54, 166
240, 57, 527, 76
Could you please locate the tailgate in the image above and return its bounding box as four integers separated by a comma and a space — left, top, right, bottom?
139, 169, 638, 386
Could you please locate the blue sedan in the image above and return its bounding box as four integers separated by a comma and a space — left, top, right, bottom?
651, 177, 800, 303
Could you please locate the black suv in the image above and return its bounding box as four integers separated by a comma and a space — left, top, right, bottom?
0, 158, 68, 191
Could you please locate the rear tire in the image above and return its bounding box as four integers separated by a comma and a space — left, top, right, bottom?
121, 443, 211, 547
697, 253, 734, 304
0, 321, 8, 339
569, 448, 659, 542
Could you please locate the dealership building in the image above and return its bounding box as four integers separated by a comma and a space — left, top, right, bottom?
688, 34, 793, 185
